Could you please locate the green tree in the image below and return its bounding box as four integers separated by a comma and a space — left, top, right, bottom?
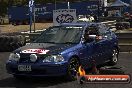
0, 0, 116, 16
0, 0, 8, 16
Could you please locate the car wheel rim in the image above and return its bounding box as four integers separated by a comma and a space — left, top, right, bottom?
69, 58, 79, 79
112, 50, 118, 63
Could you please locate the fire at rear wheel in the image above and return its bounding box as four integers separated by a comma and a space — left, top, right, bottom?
67, 57, 80, 81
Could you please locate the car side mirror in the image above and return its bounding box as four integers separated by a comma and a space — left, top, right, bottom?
82, 35, 96, 44
89, 35, 101, 42
89, 35, 102, 42
89, 35, 96, 39
95, 35, 103, 42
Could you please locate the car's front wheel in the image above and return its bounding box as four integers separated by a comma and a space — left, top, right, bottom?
108, 48, 119, 65
67, 57, 80, 80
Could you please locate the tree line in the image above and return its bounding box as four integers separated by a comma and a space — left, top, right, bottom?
0, 0, 115, 16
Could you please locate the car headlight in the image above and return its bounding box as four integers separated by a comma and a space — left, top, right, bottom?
30, 54, 37, 62
43, 55, 64, 63
9, 53, 20, 62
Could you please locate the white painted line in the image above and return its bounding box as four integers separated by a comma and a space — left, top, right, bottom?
107, 24, 113, 26
101, 20, 116, 24
120, 52, 132, 53
25, 36, 29, 38
111, 26, 116, 28
110, 28, 116, 31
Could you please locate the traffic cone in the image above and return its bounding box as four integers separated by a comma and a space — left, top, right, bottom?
91, 60, 99, 74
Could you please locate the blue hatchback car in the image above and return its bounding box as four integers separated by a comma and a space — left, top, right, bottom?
6, 22, 119, 80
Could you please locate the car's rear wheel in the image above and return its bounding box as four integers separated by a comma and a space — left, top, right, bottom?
67, 57, 80, 81
108, 48, 119, 65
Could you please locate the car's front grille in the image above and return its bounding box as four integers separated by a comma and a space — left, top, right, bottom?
19, 57, 43, 63
19, 57, 31, 63
19, 54, 47, 63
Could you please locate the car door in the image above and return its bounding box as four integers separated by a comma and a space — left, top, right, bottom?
78, 42, 95, 69
88, 41, 103, 66
79, 37, 102, 68
98, 24, 113, 62
96, 38, 110, 63
86, 25, 104, 65
80, 39, 108, 67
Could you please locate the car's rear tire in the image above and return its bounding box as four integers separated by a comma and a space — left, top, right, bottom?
108, 48, 119, 65
66, 57, 80, 81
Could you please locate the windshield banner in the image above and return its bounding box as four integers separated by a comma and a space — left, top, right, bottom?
21, 49, 49, 54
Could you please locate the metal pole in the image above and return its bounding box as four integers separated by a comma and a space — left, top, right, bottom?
104, 0, 107, 7
29, 12, 32, 33
33, 6, 35, 33
130, 0, 132, 14
29, 0, 34, 33
68, 1, 70, 9
55, 1, 56, 10
98, 0, 99, 17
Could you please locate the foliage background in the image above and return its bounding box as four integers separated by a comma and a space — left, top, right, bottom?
0, 0, 115, 16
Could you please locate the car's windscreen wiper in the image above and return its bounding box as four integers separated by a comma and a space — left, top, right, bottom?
43, 42, 56, 44
63, 42, 76, 44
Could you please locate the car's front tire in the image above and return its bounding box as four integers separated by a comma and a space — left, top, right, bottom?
108, 48, 119, 65
66, 57, 80, 81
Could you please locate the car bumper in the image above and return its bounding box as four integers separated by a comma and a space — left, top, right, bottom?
6, 61, 68, 77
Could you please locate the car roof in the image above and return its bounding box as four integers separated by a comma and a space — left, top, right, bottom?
60, 22, 104, 28
60, 22, 87, 27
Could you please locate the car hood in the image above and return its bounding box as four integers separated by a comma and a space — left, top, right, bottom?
14, 43, 76, 55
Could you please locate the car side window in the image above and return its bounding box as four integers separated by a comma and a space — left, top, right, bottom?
105, 29, 112, 39
98, 24, 107, 36
98, 26, 112, 39
83, 26, 99, 43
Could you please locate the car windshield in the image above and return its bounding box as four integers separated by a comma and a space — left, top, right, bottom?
33, 26, 83, 44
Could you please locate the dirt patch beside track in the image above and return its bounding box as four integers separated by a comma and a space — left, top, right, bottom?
0, 23, 53, 33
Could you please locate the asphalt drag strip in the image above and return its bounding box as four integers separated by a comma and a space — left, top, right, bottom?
0, 52, 131, 88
